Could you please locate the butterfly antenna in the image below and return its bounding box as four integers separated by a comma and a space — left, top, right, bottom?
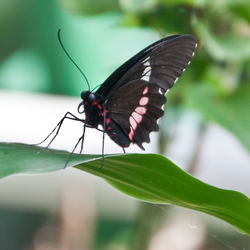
57, 29, 90, 91
91, 83, 102, 92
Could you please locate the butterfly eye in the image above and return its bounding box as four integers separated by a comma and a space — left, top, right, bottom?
81, 91, 87, 100
88, 93, 95, 102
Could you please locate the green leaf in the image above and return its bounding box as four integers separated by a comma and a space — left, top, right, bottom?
184, 82, 250, 151
158, 0, 206, 7
59, 0, 120, 15
1, 143, 250, 234
193, 20, 250, 61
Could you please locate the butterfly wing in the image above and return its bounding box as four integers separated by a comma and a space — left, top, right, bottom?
96, 34, 197, 100
106, 80, 166, 149
99, 34, 197, 149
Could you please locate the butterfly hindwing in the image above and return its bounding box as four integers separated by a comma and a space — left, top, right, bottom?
107, 80, 166, 149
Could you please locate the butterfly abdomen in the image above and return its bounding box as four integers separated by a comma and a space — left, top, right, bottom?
106, 119, 131, 148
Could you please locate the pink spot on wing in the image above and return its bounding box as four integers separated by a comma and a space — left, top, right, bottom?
135, 107, 146, 115
132, 112, 142, 123
139, 97, 149, 106
142, 86, 149, 95
128, 103, 148, 141
129, 126, 134, 141
129, 116, 137, 130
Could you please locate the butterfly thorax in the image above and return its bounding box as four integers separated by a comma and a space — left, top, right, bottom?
79, 91, 105, 127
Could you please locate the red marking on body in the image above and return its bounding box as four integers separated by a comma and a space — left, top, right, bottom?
139, 97, 149, 106
92, 101, 97, 105
142, 86, 149, 95
103, 109, 108, 115
84, 101, 88, 105
106, 117, 111, 124
97, 104, 102, 109
107, 126, 111, 131
135, 107, 147, 115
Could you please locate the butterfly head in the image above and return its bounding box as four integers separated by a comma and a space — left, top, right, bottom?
78, 91, 96, 114
81, 91, 95, 102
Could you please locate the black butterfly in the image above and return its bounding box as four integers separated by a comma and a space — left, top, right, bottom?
39, 32, 197, 159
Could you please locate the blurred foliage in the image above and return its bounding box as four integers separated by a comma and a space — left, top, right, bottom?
59, 0, 120, 14
0, 208, 46, 250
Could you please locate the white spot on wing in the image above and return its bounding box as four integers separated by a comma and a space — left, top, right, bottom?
141, 57, 151, 82
141, 75, 150, 81
142, 56, 150, 63
158, 88, 164, 94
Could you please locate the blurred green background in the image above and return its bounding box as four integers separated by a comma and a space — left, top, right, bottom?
0, 0, 250, 249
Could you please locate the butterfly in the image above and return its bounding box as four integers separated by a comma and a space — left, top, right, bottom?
39, 31, 197, 160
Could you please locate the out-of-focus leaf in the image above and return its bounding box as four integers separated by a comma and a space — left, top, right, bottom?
232, 6, 250, 22
120, 0, 157, 13
193, 20, 250, 61
1, 143, 250, 234
158, 0, 206, 7
59, 0, 120, 15
137, 5, 193, 34
207, 0, 250, 9
184, 82, 250, 151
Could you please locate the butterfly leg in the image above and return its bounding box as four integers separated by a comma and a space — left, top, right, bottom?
64, 133, 84, 169
33, 112, 85, 148
99, 112, 106, 169
79, 124, 86, 154
122, 147, 126, 154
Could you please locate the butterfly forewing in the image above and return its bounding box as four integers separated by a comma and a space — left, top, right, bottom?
96, 35, 197, 100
